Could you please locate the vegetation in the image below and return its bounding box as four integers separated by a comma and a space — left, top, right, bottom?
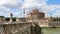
0, 16, 4, 18
5, 17, 16, 21
53, 17, 60, 21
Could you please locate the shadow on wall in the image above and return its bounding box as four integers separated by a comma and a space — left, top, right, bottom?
35, 23, 42, 34
31, 23, 42, 34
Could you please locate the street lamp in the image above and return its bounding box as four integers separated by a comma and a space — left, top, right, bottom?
50, 13, 52, 21
57, 16, 58, 21
23, 8, 26, 22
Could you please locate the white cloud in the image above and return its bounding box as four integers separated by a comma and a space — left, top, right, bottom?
0, 0, 23, 17
2, 0, 22, 9
0, 0, 8, 4
22, 0, 47, 8
0, 0, 60, 17
22, 0, 60, 17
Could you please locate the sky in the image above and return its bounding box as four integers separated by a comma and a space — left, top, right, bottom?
0, 0, 60, 18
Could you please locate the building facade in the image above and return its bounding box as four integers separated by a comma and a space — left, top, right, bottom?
0, 16, 5, 22
27, 9, 45, 22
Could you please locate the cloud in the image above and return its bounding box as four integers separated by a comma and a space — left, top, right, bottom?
0, 0, 8, 4
0, 7, 13, 17
22, 0, 60, 17
21, 0, 54, 14
22, 0, 47, 8
21, 0, 48, 14
2, 0, 22, 9
0, 0, 60, 17
0, 0, 23, 17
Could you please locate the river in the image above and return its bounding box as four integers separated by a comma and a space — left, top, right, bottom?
42, 27, 60, 34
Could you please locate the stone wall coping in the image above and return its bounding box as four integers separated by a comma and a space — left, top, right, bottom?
0, 21, 32, 25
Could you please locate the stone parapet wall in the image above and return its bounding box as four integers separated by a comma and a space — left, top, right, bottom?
49, 21, 60, 27
0, 22, 31, 34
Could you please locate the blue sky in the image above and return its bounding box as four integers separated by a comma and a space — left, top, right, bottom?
46, 0, 60, 17
47, 0, 60, 5
0, 0, 60, 17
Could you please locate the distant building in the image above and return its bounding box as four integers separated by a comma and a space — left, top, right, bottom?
16, 18, 26, 22
27, 9, 45, 22
0, 16, 5, 22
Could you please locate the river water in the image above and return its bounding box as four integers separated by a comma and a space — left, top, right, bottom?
42, 27, 60, 34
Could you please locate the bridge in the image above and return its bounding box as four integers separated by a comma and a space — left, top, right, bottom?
0, 22, 31, 34
37, 21, 60, 27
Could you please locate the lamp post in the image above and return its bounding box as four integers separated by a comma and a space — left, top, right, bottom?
57, 16, 58, 21
50, 14, 52, 21
23, 9, 26, 22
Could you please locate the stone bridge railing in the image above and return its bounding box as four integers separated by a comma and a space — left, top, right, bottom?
49, 21, 60, 27
37, 20, 49, 27
0, 22, 31, 34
